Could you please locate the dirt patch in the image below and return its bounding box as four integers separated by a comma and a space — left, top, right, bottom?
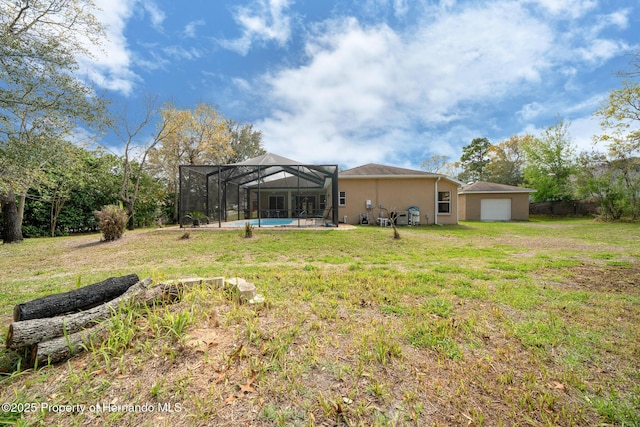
545, 264, 640, 294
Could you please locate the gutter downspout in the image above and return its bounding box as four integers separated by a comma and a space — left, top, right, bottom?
434, 177, 441, 225
456, 185, 459, 224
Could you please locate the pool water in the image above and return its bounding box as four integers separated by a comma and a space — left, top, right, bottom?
224, 218, 301, 227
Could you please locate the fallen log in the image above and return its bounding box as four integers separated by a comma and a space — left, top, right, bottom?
22, 277, 225, 366
6, 278, 152, 350
13, 274, 140, 321
30, 322, 110, 367
27, 283, 183, 366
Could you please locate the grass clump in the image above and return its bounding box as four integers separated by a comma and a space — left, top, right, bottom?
406, 318, 462, 360
94, 205, 128, 241
244, 221, 254, 238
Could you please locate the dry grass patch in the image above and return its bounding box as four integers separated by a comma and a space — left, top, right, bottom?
1, 219, 639, 426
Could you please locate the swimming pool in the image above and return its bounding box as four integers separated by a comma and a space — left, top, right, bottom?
223, 218, 304, 227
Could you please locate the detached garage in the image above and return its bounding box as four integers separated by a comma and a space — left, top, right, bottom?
458, 182, 536, 221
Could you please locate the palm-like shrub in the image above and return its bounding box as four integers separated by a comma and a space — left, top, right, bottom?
244, 221, 254, 238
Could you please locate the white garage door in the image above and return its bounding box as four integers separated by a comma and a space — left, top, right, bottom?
481, 199, 511, 221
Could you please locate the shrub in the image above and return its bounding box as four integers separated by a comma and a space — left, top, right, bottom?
244, 221, 254, 238
94, 205, 128, 241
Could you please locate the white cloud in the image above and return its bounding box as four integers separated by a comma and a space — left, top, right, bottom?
255, 3, 557, 167
516, 113, 602, 156
439, 0, 456, 9
220, 0, 293, 55
78, 0, 173, 95
393, 0, 410, 18
563, 8, 632, 66
564, 93, 606, 115
184, 19, 205, 38
81, 0, 139, 96
140, 0, 166, 31
162, 46, 202, 61
594, 10, 630, 32
527, 0, 597, 19
360, 0, 411, 19
576, 39, 629, 65
569, 115, 602, 154
232, 78, 252, 92
518, 103, 545, 122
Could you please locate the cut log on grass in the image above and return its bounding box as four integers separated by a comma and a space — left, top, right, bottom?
30, 322, 110, 367
6, 278, 152, 350
27, 281, 182, 366
142, 283, 182, 304
13, 274, 140, 321
10, 276, 226, 366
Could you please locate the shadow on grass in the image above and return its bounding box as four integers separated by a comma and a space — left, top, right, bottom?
71, 240, 107, 250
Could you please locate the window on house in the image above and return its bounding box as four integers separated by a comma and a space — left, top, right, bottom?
438, 191, 451, 214
268, 195, 285, 217
339, 191, 346, 206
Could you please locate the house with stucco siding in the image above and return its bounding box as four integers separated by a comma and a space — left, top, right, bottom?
338, 164, 462, 225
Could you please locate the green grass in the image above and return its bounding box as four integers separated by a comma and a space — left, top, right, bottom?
0, 218, 639, 426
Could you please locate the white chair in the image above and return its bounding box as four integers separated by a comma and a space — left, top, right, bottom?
376, 211, 390, 226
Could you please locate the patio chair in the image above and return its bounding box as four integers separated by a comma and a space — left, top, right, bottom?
376, 210, 390, 227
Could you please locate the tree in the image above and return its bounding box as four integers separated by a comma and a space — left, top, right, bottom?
224, 121, 266, 163
420, 155, 449, 173
0, 0, 107, 243
575, 151, 628, 220
616, 50, 640, 79
523, 120, 577, 202
45, 142, 86, 237
458, 137, 492, 183
593, 80, 640, 219
0, 0, 104, 121
485, 135, 529, 186
0, 131, 71, 242
148, 103, 235, 222
420, 154, 462, 178
18, 146, 121, 237
114, 96, 177, 230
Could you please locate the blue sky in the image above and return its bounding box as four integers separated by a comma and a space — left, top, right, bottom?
86, 0, 639, 170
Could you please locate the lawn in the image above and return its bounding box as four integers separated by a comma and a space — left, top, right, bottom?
0, 218, 639, 426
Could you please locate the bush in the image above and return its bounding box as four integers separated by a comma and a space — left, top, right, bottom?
94, 205, 128, 241
21, 225, 47, 238
244, 221, 254, 238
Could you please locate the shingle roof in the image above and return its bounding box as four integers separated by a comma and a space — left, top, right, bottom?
340, 163, 436, 176
459, 181, 536, 193
340, 163, 461, 185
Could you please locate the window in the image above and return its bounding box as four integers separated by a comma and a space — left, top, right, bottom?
269, 195, 285, 210
339, 191, 346, 206
268, 195, 285, 217
438, 191, 451, 214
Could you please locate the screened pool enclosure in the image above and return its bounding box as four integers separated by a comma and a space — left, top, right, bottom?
179, 153, 339, 227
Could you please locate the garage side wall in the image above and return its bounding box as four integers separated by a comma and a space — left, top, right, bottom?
510, 193, 531, 220
458, 193, 467, 221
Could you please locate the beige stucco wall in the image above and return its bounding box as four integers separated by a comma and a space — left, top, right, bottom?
459, 193, 531, 221
338, 177, 459, 225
